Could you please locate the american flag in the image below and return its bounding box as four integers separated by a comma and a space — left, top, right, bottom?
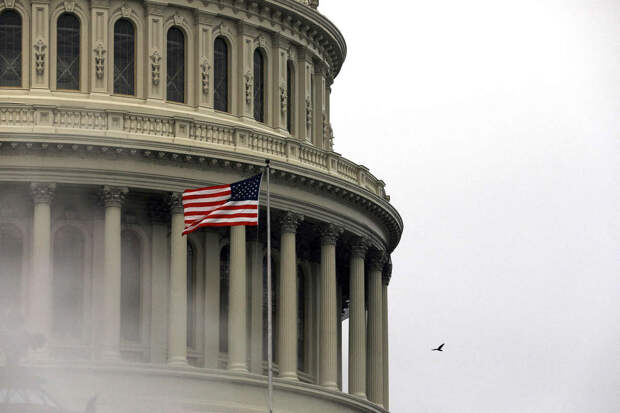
182, 174, 263, 235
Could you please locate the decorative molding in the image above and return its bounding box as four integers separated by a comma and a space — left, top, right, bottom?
244, 70, 253, 105
120, 2, 132, 17
280, 212, 303, 234
305, 96, 312, 129
63, 0, 75, 12
168, 192, 184, 214
100, 186, 128, 208
368, 249, 387, 272
287, 45, 297, 62
30, 182, 56, 204
279, 82, 287, 116
382, 256, 392, 286
94, 43, 106, 79
212, 22, 233, 39
319, 223, 342, 246
150, 50, 162, 86
350, 236, 370, 259
200, 57, 210, 95
173, 13, 184, 26
254, 33, 267, 50
33, 39, 46, 76
323, 113, 333, 150
3, 0, 15, 9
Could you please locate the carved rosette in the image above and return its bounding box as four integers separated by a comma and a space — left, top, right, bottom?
368, 249, 387, 272
319, 223, 343, 246
33, 39, 47, 76
280, 212, 303, 234
200, 57, 210, 95
167, 192, 184, 215
94, 43, 106, 79
30, 183, 56, 204
350, 236, 370, 259
150, 50, 162, 86
100, 186, 128, 208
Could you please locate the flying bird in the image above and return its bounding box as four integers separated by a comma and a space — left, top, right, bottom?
432, 343, 445, 352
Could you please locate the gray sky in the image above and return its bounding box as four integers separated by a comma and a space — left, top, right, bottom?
320, 1, 620, 412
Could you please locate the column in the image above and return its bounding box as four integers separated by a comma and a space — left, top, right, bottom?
296, 50, 313, 142
237, 22, 254, 121
101, 186, 128, 360
149, 200, 169, 364
29, 183, 55, 346
228, 225, 248, 372
278, 212, 303, 379
203, 230, 221, 369
90, 1, 109, 93
168, 193, 187, 366
349, 237, 369, 398
272, 35, 288, 133
30, 1, 50, 90
303, 260, 314, 379
195, 11, 213, 110
318, 224, 341, 389
145, 2, 165, 101
337, 283, 342, 390
383, 259, 392, 410
367, 250, 385, 405
248, 236, 264, 374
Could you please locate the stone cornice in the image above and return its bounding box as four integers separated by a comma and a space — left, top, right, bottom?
0, 137, 402, 252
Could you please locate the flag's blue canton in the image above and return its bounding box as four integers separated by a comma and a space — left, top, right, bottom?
230, 174, 262, 201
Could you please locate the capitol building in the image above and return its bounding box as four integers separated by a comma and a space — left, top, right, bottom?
0, 0, 402, 411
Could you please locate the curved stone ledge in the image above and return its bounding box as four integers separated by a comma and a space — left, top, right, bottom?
28, 362, 387, 413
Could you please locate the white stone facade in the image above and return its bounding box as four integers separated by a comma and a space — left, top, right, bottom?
0, 0, 401, 412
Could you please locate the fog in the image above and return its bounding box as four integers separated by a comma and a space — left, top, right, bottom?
323, 1, 620, 412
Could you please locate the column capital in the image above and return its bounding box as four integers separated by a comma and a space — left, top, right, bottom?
319, 223, 343, 246
100, 186, 128, 208
350, 236, 370, 259
382, 256, 392, 286
368, 249, 387, 272
168, 192, 184, 214
280, 212, 304, 234
30, 182, 56, 204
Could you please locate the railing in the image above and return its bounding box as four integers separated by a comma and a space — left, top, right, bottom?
0, 104, 388, 201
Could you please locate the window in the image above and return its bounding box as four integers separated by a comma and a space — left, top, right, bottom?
56, 13, 80, 90
0, 224, 22, 313
166, 27, 185, 103
253, 49, 265, 122
187, 242, 196, 348
121, 231, 141, 343
213, 37, 228, 112
113, 19, 135, 95
286, 61, 294, 133
53, 227, 84, 339
0, 10, 22, 87
219, 245, 229, 354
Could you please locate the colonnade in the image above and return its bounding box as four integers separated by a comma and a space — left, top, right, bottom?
27, 183, 391, 408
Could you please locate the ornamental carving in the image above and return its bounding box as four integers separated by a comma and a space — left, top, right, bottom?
350, 237, 370, 258
33, 39, 46, 76
319, 223, 342, 246
254, 34, 267, 50
212, 22, 233, 39
120, 2, 132, 17
280, 212, 303, 234
3, 0, 15, 8
167, 192, 184, 214
323, 113, 334, 150
100, 186, 128, 208
63, 0, 75, 12
94, 43, 106, 79
368, 249, 387, 272
294, 0, 318, 9
305, 96, 312, 129
382, 256, 392, 286
173, 13, 184, 26
150, 50, 161, 86
200, 57, 210, 95
279, 82, 287, 116
288, 45, 297, 62
244, 70, 253, 105
30, 183, 56, 204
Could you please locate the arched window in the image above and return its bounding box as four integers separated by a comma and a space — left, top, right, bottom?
286, 61, 294, 133
297, 265, 305, 371
187, 242, 196, 349
53, 227, 84, 339
219, 245, 229, 355
0, 224, 22, 313
167, 27, 185, 103
121, 230, 141, 343
253, 49, 265, 122
113, 19, 135, 95
56, 13, 80, 90
213, 37, 228, 112
0, 10, 22, 87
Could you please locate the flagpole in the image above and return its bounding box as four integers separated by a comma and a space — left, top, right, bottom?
265, 159, 273, 413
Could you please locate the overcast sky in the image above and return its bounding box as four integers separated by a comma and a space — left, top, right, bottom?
320, 1, 620, 412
